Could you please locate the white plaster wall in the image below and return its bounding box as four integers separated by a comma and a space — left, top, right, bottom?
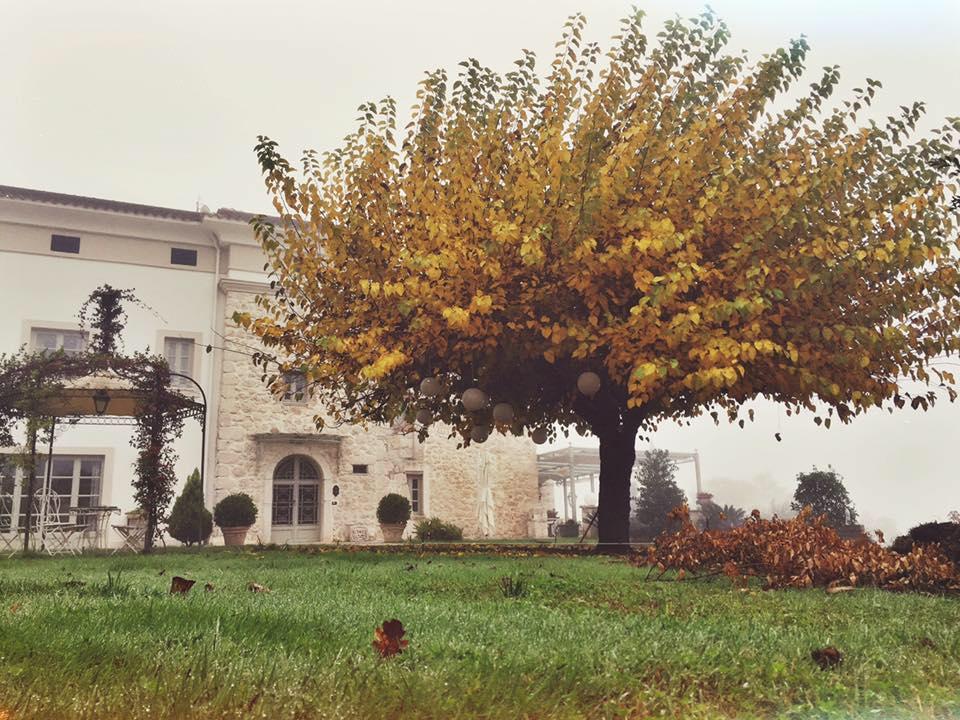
0, 243, 216, 545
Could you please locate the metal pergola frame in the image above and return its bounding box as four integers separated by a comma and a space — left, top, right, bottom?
537, 444, 703, 521
7, 371, 205, 552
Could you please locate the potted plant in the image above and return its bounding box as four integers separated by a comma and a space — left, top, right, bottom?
377, 493, 411, 542
213, 492, 258, 546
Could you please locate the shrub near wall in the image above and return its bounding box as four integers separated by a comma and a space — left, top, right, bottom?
414, 517, 464, 541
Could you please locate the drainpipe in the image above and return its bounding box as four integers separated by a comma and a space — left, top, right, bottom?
203, 220, 223, 511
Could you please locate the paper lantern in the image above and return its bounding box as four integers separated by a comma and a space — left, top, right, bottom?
492, 402, 514, 424
415, 408, 432, 425
420, 377, 442, 397
576, 371, 601, 397
470, 425, 490, 443
531, 427, 548, 445
461, 387, 488, 412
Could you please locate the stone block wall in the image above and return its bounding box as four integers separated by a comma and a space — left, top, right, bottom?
214, 289, 544, 542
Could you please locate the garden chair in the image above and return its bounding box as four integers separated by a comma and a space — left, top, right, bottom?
36, 493, 85, 556
0, 494, 19, 556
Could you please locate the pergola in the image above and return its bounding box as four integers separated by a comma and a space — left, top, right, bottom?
537, 444, 703, 521
6, 370, 205, 553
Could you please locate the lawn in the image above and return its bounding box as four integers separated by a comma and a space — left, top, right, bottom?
0, 547, 958, 719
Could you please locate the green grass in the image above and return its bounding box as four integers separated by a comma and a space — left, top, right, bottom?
0, 548, 958, 719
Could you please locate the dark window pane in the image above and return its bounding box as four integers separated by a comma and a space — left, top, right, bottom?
352, 464, 368, 474
273, 458, 295, 480
51, 234, 80, 253
52, 458, 74, 477
298, 484, 318, 524
78, 477, 100, 495
298, 459, 318, 480
80, 459, 102, 477
272, 484, 293, 525
51, 478, 72, 495
170, 248, 198, 266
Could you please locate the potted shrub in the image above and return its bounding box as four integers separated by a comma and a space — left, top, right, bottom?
213, 492, 258, 546
377, 493, 411, 542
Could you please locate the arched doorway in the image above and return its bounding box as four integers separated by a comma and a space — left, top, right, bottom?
271, 455, 322, 544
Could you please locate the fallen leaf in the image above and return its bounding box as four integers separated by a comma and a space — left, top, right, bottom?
170, 576, 196, 595
373, 619, 409, 658
204, 582, 215, 592
247, 582, 271, 593
811, 646, 843, 669
9, 603, 21, 614
826, 580, 855, 594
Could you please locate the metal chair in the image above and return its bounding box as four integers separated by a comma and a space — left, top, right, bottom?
36, 493, 84, 556
0, 495, 19, 557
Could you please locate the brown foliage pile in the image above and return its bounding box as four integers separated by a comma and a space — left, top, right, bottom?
640, 506, 960, 594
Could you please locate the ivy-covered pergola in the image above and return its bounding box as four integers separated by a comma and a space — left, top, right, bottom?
0, 286, 205, 553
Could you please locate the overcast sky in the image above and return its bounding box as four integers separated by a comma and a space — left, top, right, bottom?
2, 0, 959, 536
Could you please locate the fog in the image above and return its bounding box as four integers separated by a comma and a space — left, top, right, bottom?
2, 0, 958, 537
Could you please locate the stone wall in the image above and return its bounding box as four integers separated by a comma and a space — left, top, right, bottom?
215, 289, 544, 542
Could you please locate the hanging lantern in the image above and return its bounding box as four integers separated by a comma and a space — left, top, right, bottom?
461, 387, 488, 412
420, 377, 442, 397
470, 425, 490, 443
577, 371, 602, 397
531, 427, 548, 445
415, 408, 432, 425
492, 402, 514, 424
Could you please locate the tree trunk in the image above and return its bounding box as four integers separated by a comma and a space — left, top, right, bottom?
596, 424, 638, 552
144, 508, 156, 554
20, 425, 38, 553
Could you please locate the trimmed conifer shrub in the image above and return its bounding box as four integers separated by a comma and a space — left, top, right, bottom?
166, 469, 212, 546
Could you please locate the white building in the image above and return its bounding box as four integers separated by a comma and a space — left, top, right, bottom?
0, 185, 543, 547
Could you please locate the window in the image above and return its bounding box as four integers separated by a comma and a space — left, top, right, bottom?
0, 455, 103, 531
31, 327, 86, 356
407, 473, 423, 515
352, 464, 368, 474
170, 248, 198, 266
163, 337, 195, 389
282, 372, 307, 402
50, 234, 80, 253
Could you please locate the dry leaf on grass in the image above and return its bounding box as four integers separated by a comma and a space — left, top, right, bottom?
826, 580, 855, 594
170, 577, 196, 594
373, 619, 409, 658
247, 582, 270, 593
811, 646, 843, 669
204, 582, 215, 592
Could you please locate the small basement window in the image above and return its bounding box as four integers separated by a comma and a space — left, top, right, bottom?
170, 248, 198, 266
50, 234, 80, 253
352, 464, 368, 474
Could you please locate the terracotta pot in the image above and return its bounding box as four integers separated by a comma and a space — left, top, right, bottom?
379, 522, 407, 543
220, 525, 251, 547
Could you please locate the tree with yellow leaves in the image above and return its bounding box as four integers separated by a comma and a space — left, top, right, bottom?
237, 10, 960, 549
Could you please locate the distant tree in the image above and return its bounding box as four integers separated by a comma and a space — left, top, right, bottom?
700, 502, 747, 531
791, 467, 857, 527
633, 449, 686, 538
166, 469, 212, 546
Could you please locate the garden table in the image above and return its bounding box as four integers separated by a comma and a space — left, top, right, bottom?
69, 505, 120, 551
